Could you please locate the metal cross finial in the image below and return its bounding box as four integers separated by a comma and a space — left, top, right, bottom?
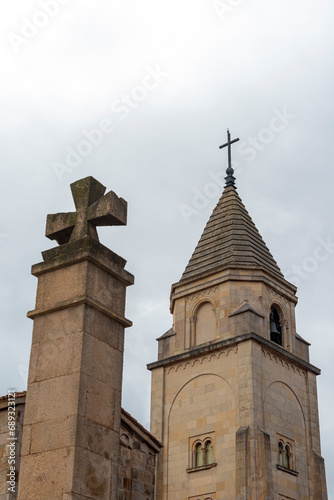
45, 176, 127, 245
219, 128, 240, 188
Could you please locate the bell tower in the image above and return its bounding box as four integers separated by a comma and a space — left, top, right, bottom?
148, 132, 327, 500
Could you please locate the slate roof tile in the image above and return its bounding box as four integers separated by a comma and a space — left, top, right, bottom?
180, 186, 283, 282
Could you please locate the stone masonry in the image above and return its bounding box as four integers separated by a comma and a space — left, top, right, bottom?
0, 394, 162, 500
17, 177, 135, 500
0, 172, 327, 499
148, 185, 327, 499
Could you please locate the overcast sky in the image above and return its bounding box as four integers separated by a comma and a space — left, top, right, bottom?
0, 0, 333, 495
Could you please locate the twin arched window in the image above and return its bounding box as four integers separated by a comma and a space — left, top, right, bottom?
277, 439, 294, 470
194, 439, 214, 468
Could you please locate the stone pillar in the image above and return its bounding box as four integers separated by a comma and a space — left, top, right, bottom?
236, 426, 250, 500
17, 178, 134, 500
257, 426, 273, 500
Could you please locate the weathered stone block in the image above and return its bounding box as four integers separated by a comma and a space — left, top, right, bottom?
81, 333, 123, 388
75, 416, 119, 461
17, 448, 75, 498
35, 261, 88, 310
35, 333, 83, 382
73, 448, 111, 500
32, 306, 85, 344
36, 372, 82, 422
84, 376, 119, 429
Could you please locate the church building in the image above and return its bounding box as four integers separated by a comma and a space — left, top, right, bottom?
0, 133, 328, 499
148, 132, 327, 499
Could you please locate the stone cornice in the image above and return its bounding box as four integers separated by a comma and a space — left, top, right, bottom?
170, 268, 297, 313
27, 294, 133, 328
147, 332, 320, 375
32, 236, 134, 286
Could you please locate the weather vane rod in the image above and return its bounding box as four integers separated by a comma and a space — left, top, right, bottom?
219, 128, 239, 187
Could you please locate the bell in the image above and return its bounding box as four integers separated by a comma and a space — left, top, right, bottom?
270, 313, 282, 345
270, 316, 280, 335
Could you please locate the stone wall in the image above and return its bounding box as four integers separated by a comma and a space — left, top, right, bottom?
118, 410, 161, 500
0, 394, 161, 500
150, 332, 326, 499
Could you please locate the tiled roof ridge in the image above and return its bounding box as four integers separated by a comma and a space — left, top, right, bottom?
183, 254, 282, 278
187, 232, 279, 265
121, 408, 162, 447
0, 391, 26, 401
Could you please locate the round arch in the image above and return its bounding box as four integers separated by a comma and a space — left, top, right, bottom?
190, 296, 216, 318
264, 380, 306, 427
191, 300, 217, 346
263, 380, 309, 494
166, 373, 237, 499
168, 372, 236, 422
269, 301, 287, 346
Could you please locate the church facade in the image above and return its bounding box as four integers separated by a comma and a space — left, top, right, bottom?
0, 150, 328, 498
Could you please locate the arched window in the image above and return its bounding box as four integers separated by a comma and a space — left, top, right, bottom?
195, 443, 203, 467
195, 302, 216, 345
189, 433, 216, 471
278, 441, 284, 465
270, 305, 282, 346
285, 444, 291, 469
276, 436, 296, 473
204, 440, 213, 465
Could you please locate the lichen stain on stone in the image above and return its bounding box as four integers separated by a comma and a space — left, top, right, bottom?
86, 464, 107, 496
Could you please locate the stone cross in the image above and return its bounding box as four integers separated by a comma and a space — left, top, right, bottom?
46, 176, 127, 245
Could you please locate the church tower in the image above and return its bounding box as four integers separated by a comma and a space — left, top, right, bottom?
148, 132, 327, 500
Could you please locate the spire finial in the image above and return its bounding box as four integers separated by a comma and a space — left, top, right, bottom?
219, 128, 240, 188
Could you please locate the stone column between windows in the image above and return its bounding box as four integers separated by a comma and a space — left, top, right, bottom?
236, 339, 274, 499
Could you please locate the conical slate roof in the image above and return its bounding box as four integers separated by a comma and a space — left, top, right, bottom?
180, 186, 284, 283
